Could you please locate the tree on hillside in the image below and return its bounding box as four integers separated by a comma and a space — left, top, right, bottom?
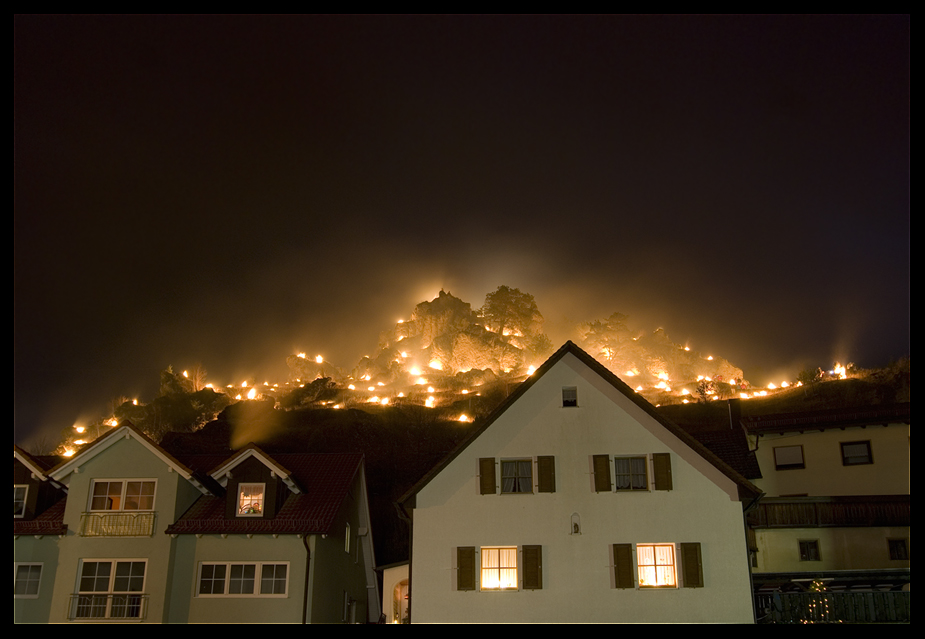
479, 286, 544, 339
579, 312, 632, 363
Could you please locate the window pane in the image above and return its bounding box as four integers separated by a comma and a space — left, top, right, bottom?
91, 481, 123, 511
15, 564, 42, 596
501, 460, 532, 494
14, 486, 27, 517
238, 484, 264, 515
637, 544, 676, 587
113, 562, 146, 592
80, 561, 112, 592
199, 564, 226, 594
229, 564, 256, 594
260, 564, 287, 594
124, 481, 155, 510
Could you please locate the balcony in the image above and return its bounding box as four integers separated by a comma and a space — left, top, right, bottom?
68, 594, 149, 621
756, 591, 911, 623
748, 496, 910, 528
80, 512, 157, 537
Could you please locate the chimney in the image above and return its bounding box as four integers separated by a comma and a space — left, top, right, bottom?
727, 398, 742, 430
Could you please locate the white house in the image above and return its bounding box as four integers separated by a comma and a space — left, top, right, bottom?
401, 341, 761, 623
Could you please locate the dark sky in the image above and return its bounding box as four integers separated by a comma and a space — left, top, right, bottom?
14, 15, 910, 448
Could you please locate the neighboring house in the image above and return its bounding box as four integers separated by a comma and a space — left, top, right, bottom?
379, 560, 409, 624
13, 423, 380, 623
14, 446, 67, 623
742, 404, 910, 590
165, 446, 380, 624
400, 341, 762, 623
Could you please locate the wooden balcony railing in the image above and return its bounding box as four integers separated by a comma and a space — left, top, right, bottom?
748, 496, 910, 528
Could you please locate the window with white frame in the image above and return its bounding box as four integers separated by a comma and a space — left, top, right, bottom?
14, 563, 42, 598
14, 485, 28, 518
89, 480, 156, 511
636, 544, 677, 588
614, 457, 648, 491
237, 483, 265, 517
480, 547, 518, 590
500, 459, 533, 494
73, 560, 147, 619
197, 562, 289, 597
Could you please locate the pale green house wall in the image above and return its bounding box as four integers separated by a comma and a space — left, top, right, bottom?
14, 534, 61, 623
47, 435, 203, 623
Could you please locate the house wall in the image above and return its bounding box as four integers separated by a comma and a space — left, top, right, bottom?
411, 353, 754, 623
750, 424, 909, 497
182, 533, 309, 623
381, 563, 409, 624
308, 473, 372, 623
754, 526, 911, 573
47, 435, 199, 623
14, 534, 60, 623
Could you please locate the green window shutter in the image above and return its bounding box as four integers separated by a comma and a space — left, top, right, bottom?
593, 455, 612, 492
653, 453, 673, 491
537, 456, 556, 493
479, 458, 496, 495
680, 543, 703, 587
522, 545, 543, 590
613, 544, 634, 588
457, 547, 476, 591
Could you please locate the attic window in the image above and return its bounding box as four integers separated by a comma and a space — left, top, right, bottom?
14, 485, 27, 518
237, 483, 265, 517
562, 387, 578, 407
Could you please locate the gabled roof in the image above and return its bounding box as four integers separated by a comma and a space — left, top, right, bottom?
14, 445, 59, 484
207, 443, 303, 494
46, 422, 213, 496
741, 403, 910, 435
401, 341, 761, 505
165, 452, 364, 535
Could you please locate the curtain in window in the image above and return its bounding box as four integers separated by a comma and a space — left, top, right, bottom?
501, 460, 532, 493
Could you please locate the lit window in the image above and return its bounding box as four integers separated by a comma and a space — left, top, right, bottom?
636, 544, 677, 588
237, 483, 264, 517
89, 480, 156, 511
14, 563, 42, 598
480, 547, 518, 590
799, 540, 821, 561
773, 445, 805, 470
501, 459, 533, 494
198, 562, 288, 596
14, 485, 27, 518
562, 387, 578, 407
614, 457, 648, 491
73, 560, 146, 619
841, 441, 873, 466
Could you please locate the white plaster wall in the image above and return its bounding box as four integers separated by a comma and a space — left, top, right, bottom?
755, 526, 911, 573
412, 353, 754, 623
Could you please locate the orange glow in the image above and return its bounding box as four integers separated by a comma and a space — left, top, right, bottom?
315, 355, 323, 364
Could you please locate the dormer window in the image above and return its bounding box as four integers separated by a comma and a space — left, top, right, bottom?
237, 483, 265, 517
14, 485, 28, 518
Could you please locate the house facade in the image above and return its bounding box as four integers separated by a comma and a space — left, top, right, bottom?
14, 423, 380, 623
742, 404, 910, 588
402, 341, 761, 623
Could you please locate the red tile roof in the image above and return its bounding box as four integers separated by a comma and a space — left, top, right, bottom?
166, 452, 363, 535
13, 497, 68, 536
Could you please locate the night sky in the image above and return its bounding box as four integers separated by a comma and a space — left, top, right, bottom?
14, 15, 910, 449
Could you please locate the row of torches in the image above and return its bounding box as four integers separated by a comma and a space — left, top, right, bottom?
60, 338, 850, 456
